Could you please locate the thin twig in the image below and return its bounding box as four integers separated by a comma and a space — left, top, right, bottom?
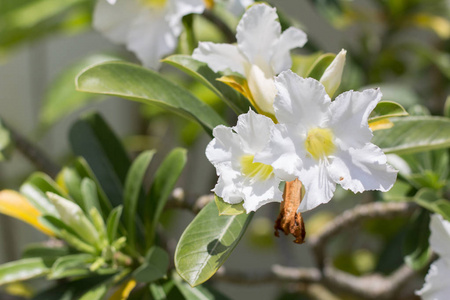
6, 122, 59, 177
309, 201, 417, 269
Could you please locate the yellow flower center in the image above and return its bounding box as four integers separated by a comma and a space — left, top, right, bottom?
141, 0, 167, 8
305, 128, 335, 160
240, 154, 274, 181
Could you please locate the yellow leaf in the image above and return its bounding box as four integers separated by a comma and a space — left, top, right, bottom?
0, 190, 54, 236
109, 279, 137, 300
369, 119, 394, 131
203, 0, 214, 10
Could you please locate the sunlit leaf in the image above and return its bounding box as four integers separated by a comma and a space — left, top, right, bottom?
214, 195, 245, 216
0, 258, 51, 285
175, 201, 253, 287
372, 116, 450, 154
163, 55, 251, 115
76, 61, 227, 134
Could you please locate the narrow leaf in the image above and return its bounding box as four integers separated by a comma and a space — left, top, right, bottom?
106, 206, 123, 244
124, 150, 155, 251
69, 112, 131, 207
0, 258, 51, 285
146, 148, 187, 247
403, 209, 431, 270
76, 61, 227, 134
175, 201, 253, 287
305, 53, 336, 81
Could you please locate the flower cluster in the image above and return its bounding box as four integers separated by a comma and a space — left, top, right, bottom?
203, 4, 397, 213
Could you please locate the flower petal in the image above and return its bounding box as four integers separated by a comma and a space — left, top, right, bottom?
193, 42, 247, 74
297, 159, 336, 212
429, 214, 450, 259
274, 71, 330, 127
206, 125, 240, 166
93, 0, 139, 44
241, 176, 282, 212
126, 9, 175, 69
255, 123, 302, 181
236, 4, 281, 66
169, 0, 205, 21
328, 143, 397, 193
234, 109, 274, 153
330, 88, 381, 149
416, 259, 450, 300
225, 0, 254, 16
213, 163, 243, 204
319, 49, 346, 98
271, 27, 308, 74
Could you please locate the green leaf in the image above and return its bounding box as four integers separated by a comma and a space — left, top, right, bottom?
20, 172, 66, 216
214, 195, 245, 216
124, 150, 155, 251
372, 116, 450, 154
146, 148, 187, 247
305, 53, 336, 80
0, 258, 51, 285
162, 55, 252, 115
133, 247, 169, 283
69, 112, 131, 207
414, 188, 450, 221
61, 166, 84, 208
292, 52, 324, 78
403, 209, 431, 270
40, 54, 120, 128
173, 277, 231, 300
75, 61, 227, 134
368, 101, 408, 122
175, 201, 253, 287
106, 205, 123, 244
0, 118, 14, 161
78, 283, 109, 300
22, 243, 70, 260
49, 254, 94, 279
81, 178, 103, 219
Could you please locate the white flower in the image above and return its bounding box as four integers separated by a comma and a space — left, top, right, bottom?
193, 3, 307, 117
206, 110, 283, 212
255, 70, 397, 212
220, 0, 254, 16
417, 214, 450, 300
93, 0, 205, 69
319, 49, 347, 98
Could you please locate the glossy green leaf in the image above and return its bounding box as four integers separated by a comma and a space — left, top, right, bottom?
124, 150, 155, 251
175, 201, 253, 287
0, 118, 14, 161
134, 247, 169, 283
49, 254, 94, 279
78, 283, 109, 300
0, 258, 51, 285
368, 101, 408, 122
76, 61, 227, 134
414, 188, 450, 221
106, 205, 123, 244
163, 55, 251, 114
173, 276, 231, 300
214, 195, 245, 216
69, 112, 131, 208
403, 210, 431, 270
40, 54, 119, 128
146, 148, 187, 247
306, 53, 336, 81
61, 166, 83, 208
372, 116, 450, 154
